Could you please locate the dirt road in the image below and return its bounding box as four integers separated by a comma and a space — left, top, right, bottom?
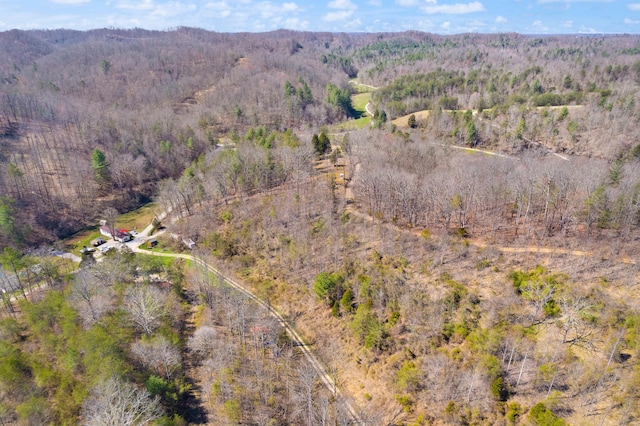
130, 242, 364, 424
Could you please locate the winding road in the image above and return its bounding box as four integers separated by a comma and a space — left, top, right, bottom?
130, 225, 364, 425
349, 80, 377, 119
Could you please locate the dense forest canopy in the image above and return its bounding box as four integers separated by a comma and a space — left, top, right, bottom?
2, 29, 640, 246
2, 28, 640, 425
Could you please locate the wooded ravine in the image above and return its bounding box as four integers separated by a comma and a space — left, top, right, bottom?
1, 28, 640, 425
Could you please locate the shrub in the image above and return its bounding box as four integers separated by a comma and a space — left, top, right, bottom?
224, 399, 242, 423
528, 402, 566, 426
313, 272, 344, 306
351, 302, 389, 351
491, 377, 508, 401
396, 361, 420, 392
506, 402, 522, 425
408, 114, 417, 128
557, 106, 569, 121
340, 287, 354, 313
476, 259, 491, 270
395, 394, 413, 412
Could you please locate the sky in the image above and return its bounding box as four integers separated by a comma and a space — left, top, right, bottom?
2, 0, 640, 35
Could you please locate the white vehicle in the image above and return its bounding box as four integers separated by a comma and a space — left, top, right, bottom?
99, 245, 113, 254
130, 230, 139, 237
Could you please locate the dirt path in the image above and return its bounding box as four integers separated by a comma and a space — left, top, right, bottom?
130, 244, 364, 425
365, 101, 374, 117
391, 107, 578, 161
343, 168, 636, 266
349, 80, 378, 91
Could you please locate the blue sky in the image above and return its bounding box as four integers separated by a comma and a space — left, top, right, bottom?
2, 0, 640, 34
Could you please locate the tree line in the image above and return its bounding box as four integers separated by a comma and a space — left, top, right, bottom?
162, 130, 640, 423
351, 128, 640, 241
3, 29, 640, 247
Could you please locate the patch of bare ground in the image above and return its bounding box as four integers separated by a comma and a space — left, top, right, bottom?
391, 109, 431, 127
174, 85, 216, 113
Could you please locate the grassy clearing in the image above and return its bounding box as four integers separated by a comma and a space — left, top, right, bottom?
352, 92, 371, 113
329, 91, 372, 132
141, 234, 177, 254
348, 79, 376, 93
117, 202, 160, 232
62, 226, 101, 253
138, 253, 176, 269
330, 116, 371, 132
62, 202, 159, 253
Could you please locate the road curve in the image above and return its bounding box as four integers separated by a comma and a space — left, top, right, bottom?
131, 245, 364, 425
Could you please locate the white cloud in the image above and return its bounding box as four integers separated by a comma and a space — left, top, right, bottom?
204, 1, 232, 17
578, 26, 598, 33
465, 19, 486, 29
106, 15, 139, 27
422, 1, 485, 15
282, 2, 300, 12
344, 17, 362, 29
537, 0, 612, 3
51, 0, 91, 4
441, 20, 450, 29
328, 0, 356, 10
495, 15, 507, 23
116, 0, 155, 11
561, 20, 573, 27
530, 20, 549, 32
629, 3, 640, 11
283, 17, 309, 29
395, 0, 420, 6
417, 18, 434, 29
151, 2, 196, 17
254, 1, 301, 18
323, 10, 354, 21
368, 0, 382, 5
625, 18, 640, 24
324, 0, 356, 20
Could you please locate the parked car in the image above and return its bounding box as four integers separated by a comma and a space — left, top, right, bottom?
130, 230, 139, 237
92, 238, 106, 247
80, 246, 96, 254
99, 245, 113, 254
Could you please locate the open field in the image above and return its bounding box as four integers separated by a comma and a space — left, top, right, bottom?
329, 116, 371, 132
61, 202, 159, 254
116, 202, 160, 232
329, 89, 373, 131
391, 109, 431, 127
62, 226, 101, 253
351, 92, 371, 114
348, 79, 377, 93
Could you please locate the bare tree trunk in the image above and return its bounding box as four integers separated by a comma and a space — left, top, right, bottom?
516, 348, 529, 388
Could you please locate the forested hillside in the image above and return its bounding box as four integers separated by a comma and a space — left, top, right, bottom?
2, 28, 640, 425
2, 29, 640, 247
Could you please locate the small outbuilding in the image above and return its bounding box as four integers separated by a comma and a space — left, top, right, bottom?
182, 237, 196, 250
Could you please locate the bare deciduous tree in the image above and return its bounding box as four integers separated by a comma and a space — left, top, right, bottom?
187, 325, 218, 361
131, 336, 181, 379
103, 207, 120, 240
123, 285, 167, 335
69, 269, 114, 327
82, 376, 162, 426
